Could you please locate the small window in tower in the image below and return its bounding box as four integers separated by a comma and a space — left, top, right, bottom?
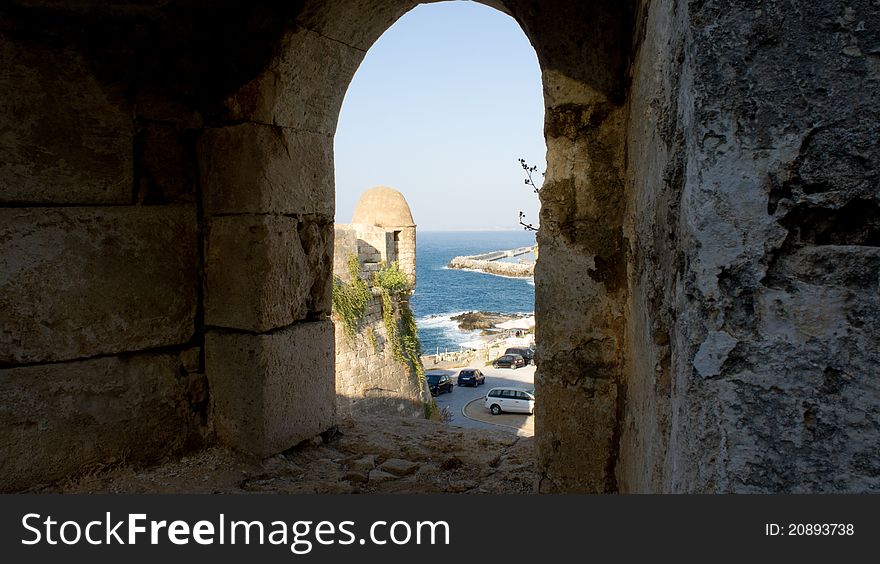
393, 231, 401, 242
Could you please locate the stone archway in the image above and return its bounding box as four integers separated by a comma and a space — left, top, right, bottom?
4, 0, 876, 494
0, 0, 634, 494
199, 0, 634, 493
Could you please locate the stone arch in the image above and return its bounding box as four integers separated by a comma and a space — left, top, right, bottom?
0, 0, 634, 493
7, 0, 873, 493
200, 0, 635, 493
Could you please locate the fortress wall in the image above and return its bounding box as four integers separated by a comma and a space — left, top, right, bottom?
1, 0, 876, 493
619, 0, 880, 492
332, 224, 428, 419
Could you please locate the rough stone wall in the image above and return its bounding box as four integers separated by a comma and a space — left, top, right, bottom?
334, 295, 427, 419
2, 0, 877, 493
0, 17, 208, 489
511, 0, 634, 493
396, 227, 417, 287
618, 0, 688, 494
342, 225, 394, 276
0, 0, 341, 488
333, 224, 427, 419
620, 0, 880, 492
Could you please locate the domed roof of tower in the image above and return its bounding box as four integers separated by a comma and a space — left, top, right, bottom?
351, 186, 416, 227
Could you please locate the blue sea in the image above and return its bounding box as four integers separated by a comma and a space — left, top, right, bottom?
410, 231, 537, 353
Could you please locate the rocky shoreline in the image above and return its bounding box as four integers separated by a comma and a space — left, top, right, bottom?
451, 311, 521, 331
421, 311, 535, 370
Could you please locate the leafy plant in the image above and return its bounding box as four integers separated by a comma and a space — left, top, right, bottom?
379, 285, 399, 357
398, 296, 422, 366
335, 258, 431, 418
373, 261, 429, 412
331, 254, 371, 337
375, 260, 410, 296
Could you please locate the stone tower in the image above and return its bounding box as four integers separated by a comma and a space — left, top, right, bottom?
332, 187, 427, 419
351, 186, 417, 286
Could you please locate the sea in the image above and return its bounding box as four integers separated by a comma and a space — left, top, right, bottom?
410, 230, 537, 353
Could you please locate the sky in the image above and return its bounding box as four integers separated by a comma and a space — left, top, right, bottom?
333, 1, 545, 231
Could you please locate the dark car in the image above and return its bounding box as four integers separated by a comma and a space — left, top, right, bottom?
492, 354, 526, 369
426, 372, 453, 396
456, 368, 485, 387
504, 347, 536, 365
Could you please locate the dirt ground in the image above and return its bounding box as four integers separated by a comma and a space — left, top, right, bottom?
44, 415, 536, 494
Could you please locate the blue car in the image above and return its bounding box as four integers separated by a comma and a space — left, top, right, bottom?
456, 368, 485, 387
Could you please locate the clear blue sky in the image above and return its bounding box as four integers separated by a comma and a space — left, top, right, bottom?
334, 1, 545, 231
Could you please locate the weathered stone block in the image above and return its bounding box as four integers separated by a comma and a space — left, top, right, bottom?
221, 28, 363, 135
205, 214, 329, 332
139, 123, 198, 203
0, 352, 200, 492
199, 122, 333, 217
296, 0, 416, 52
0, 206, 198, 364
296, 217, 334, 317
0, 36, 133, 204
535, 376, 617, 493
205, 320, 335, 456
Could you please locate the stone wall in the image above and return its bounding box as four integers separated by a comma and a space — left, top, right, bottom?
0, 25, 209, 489
335, 224, 393, 281
1, 0, 877, 493
334, 293, 428, 419
0, 0, 341, 488
523, 0, 633, 493
333, 224, 428, 419
396, 227, 417, 288
619, 0, 880, 492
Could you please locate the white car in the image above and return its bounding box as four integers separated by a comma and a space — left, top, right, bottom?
484, 387, 535, 415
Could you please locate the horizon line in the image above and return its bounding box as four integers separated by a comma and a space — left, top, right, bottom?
416, 227, 539, 232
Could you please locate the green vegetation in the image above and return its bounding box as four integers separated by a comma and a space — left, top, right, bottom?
375, 260, 410, 295
379, 286, 397, 354
374, 261, 431, 418
374, 261, 423, 379
424, 399, 438, 420
331, 254, 371, 338
333, 257, 432, 418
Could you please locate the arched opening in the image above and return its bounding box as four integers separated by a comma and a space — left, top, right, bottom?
200, 0, 634, 493
4, 0, 877, 495
1, 0, 637, 493
331, 2, 544, 433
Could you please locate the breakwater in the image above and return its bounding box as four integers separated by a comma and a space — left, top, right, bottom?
448, 245, 536, 278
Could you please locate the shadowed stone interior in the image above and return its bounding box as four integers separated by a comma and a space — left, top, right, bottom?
0, 0, 877, 493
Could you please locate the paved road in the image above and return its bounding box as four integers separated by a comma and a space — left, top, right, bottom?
427, 363, 535, 435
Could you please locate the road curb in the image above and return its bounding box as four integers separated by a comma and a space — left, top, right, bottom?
461, 398, 533, 436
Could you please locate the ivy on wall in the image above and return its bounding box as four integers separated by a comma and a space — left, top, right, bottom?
332, 257, 432, 416
373, 261, 423, 379
376, 265, 433, 418
331, 254, 371, 337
